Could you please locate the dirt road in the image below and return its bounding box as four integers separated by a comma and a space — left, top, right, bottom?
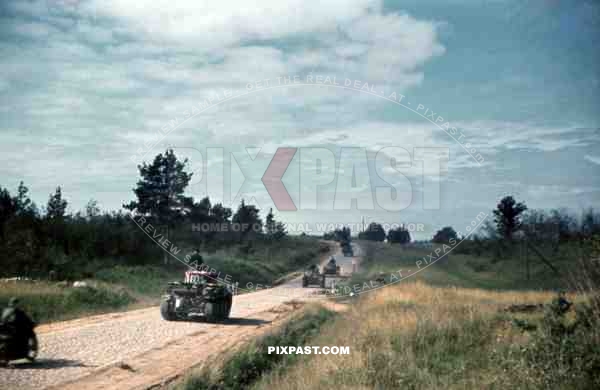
332, 242, 362, 275
0, 245, 349, 390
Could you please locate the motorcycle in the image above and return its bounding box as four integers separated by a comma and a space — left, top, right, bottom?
0, 322, 38, 365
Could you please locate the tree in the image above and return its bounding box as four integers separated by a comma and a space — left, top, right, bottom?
359, 222, 386, 242
124, 149, 192, 220
273, 221, 287, 240
581, 208, 600, 238
210, 202, 232, 224
388, 225, 411, 244
334, 227, 351, 242
85, 199, 101, 219
0, 187, 17, 238
323, 231, 335, 240
124, 149, 192, 263
264, 208, 286, 240
493, 196, 527, 240
186, 196, 211, 223
15, 181, 34, 216
432, 226, 458, 243
232, 199, 262, 239
265, 208, 276, 236
46, 186, 68, 220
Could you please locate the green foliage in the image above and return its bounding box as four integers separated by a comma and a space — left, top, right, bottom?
232, 199, 263, 240
335, 226, 351, 242
85, 199, 100, 219
123, 148, 192, 226
432, 226, 458, 243
264, 208, 287, 240
493, 195, 528, 240
95, 265, 183, 296
181, 307, 336, 390
521, 296, 600, 389
358, 222, 386, 242
0, 282, 134, 324
387, 225, 411, 244
199, 236, 323, 288
46, 186, 68, 220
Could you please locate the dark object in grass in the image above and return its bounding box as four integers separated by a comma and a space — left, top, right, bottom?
511, 318, 538, 331
504, 303, 544, 313
554, 291, 572, 315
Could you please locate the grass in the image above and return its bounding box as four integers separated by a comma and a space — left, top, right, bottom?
179, 305, 337, 390
249, 239, 600, 389
0, 281, 134, 324
95, 265, 183, 297
349, 240, 576, 291
252, 281, 599, 390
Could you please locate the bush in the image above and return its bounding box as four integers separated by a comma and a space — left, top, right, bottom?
0, 282, 134, 324
523, 296, 600, 389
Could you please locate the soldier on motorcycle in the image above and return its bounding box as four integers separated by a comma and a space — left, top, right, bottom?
1, 297, 36, 350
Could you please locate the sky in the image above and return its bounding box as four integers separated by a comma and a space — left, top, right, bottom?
0, 0, 599, 240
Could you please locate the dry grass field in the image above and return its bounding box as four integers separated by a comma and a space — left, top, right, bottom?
253, 281, 598, 390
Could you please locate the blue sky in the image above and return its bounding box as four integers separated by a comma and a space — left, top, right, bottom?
0, 0, 598, 239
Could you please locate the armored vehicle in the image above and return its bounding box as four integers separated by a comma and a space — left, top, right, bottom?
323, 257, 341, 275
342, 243, 354, 257
302, 264, 325, 288
160, 270, 233, 322
322, 257, 347, 289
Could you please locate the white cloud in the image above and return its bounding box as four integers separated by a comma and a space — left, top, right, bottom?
93, 0, 378, 47
0, 0, 446, 215
452, 120, 594, 152
584, 155, 600, 165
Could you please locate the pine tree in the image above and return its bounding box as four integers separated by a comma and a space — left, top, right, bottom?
265, 208, 276, 236
46, 186, 67, 220
493, 196, 527, 240
85, 199, 100, 219
124, 149, 192, 263
124, 149, 192, 220
15, 181, 33, 215
264, 208, 286, 240
232, 199, 262, 238
0, 187, 17, 238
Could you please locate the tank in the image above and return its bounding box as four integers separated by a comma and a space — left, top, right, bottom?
323, 258, 339, 275
160, 270, 233, 322
302, 264, 325, 288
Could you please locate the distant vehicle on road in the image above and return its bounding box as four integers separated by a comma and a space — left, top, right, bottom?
302, 264, 325, 288
322, 257, 349, 289
340, 240, 354, 257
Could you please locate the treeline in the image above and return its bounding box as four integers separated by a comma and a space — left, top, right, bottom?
0, 149, 290, 278
431, 196, 600, 244
432, 196, 600, 262
323, 223, 412, 244
327, 195, 600, 253
357, 222, 411, 244
0, 183, 154, 278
